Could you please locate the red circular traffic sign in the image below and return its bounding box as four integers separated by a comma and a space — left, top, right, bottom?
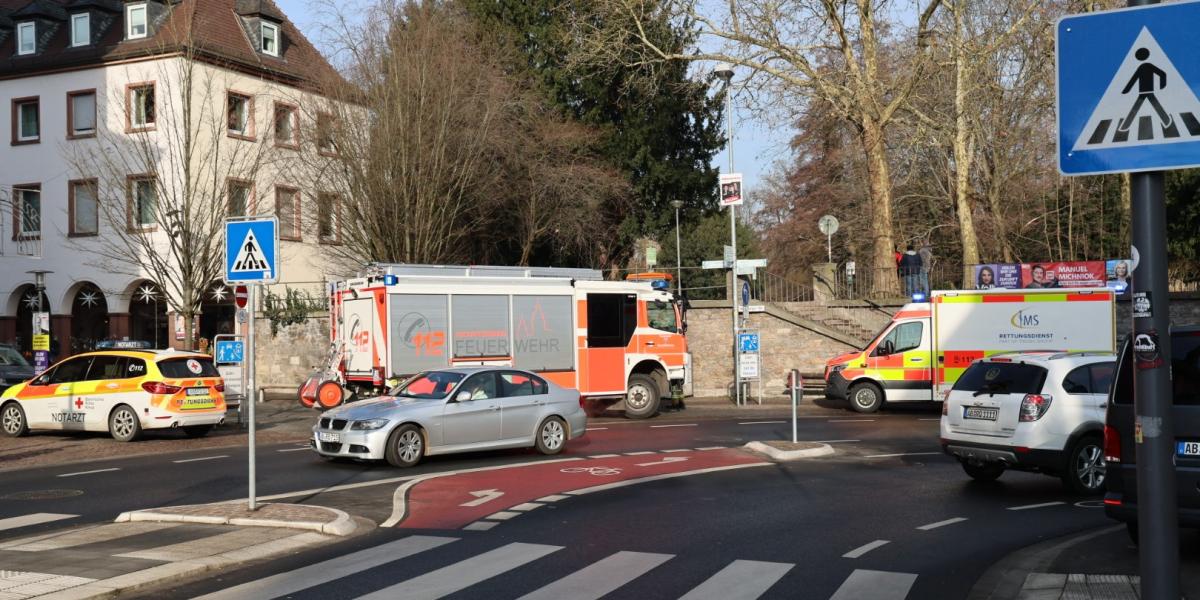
234, 285, 248, 308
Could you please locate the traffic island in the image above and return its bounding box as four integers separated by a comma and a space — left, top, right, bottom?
744, 440, 834, 461
116, 502, 357, 536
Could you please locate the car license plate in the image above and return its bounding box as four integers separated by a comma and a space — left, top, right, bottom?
1178, 441, 1200, 457
180, 397, 216, 410
963, 406, 999, 421
186, 387, 209, 396
318, 432, 341, 443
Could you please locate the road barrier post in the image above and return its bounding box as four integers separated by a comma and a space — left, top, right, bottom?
789, 369, 802, 443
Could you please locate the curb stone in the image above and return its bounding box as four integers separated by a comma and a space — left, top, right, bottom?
744, 441, 835, 460
115, 503, 356, 536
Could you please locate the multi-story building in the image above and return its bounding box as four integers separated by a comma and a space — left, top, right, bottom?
0, 0, 349, 358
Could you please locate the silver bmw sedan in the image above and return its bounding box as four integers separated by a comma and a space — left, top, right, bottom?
311, 367, 588, 467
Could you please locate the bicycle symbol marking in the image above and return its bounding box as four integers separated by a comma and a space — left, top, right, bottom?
561, 466, 623, 477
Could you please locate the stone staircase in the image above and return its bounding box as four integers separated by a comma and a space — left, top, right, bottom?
773, 302, 897, 348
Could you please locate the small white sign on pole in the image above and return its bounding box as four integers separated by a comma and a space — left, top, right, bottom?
719, 173, 744, 206
739, 353, 760, 379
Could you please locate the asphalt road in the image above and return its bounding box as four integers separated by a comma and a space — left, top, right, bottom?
2, 409, 1112, 600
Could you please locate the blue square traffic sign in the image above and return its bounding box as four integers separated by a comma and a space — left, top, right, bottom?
1059, 1, 1200, 175
215, 340, 245, 364
738, 333, 759, 353
225, 218, 278, 283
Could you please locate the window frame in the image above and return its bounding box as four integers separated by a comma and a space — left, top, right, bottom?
125, 82, 156, 133
126, 174, 158, 233
69, 178, 100, 237
275, 186, 301, 241
126, 2, 148, 40
70, 12, 90, 47
67, 89, 97, 139
226, 91, 255, 140
260, 21, 280, 56
227, 178, 254, 217
317, 192, 340, 245
16, 22, 35, 55
272, 101, 299, 149
12, 184, 41, 242
12, 96, 40, 145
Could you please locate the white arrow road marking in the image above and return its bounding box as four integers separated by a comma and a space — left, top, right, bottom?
635, 456, 689, 467
460, 489, 505, 507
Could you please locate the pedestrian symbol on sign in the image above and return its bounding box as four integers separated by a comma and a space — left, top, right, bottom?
231, 229, 270, 275
1073, 28, 1200, 151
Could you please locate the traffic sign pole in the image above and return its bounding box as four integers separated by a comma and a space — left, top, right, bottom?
1130, 4, 1179, 595
247, 284, 257, 511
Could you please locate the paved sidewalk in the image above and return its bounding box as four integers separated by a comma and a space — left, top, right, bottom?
0, 503, 357, 599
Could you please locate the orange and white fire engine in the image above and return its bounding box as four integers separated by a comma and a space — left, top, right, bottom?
299, 265, 690, 418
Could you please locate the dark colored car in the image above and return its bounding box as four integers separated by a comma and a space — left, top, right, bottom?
0, 344, 35, 393
1104, 327, 1200, 539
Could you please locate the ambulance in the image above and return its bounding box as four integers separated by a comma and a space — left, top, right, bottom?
300, 264, 690, 419
0, 349, 227, 442
824, 288, 1116, 413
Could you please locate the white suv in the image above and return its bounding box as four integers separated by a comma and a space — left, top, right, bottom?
939, 352, 1116, 494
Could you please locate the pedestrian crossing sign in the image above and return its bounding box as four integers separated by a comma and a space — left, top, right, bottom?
1058, 2, 1200, 175
225, 218, 278, 284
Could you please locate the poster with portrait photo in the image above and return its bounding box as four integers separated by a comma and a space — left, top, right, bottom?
1020, 261, 1106, 288
718, 173, 743, 206
974, 264, 1021, 289
1106, 259, 1132, 291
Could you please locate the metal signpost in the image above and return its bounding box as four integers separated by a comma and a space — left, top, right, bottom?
224, 217, 279, 512
214, 336, 246, 424
818, 215, 839, 263
702, 258, 768, 406
1058, 2, 1191, 594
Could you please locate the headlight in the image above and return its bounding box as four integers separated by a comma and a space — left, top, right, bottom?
830, 364, 846, 373
350, 419, 389, 431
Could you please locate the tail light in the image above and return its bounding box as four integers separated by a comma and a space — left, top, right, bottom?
214, 382, 225, 393
1104, 424, 1122, 463
142, 381, 182, 395
1019, 394, 1052, 422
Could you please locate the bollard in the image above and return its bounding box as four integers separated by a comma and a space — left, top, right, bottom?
789, 369, 802, 443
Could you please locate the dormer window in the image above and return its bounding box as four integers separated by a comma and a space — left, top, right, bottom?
126, 3, 146, 39
260, 21, 278, 56
16, 22, 34, 55
70, 13, 89, 47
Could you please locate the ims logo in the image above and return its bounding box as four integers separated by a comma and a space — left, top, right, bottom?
1010, 309, 1040, 329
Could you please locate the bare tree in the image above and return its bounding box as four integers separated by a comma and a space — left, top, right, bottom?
64, 17, 278, 350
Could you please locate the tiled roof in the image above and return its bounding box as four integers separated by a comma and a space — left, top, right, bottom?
0, 0, 341, 89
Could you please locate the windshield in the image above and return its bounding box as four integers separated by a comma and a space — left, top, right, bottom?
391, 371, 465, 399
0, 346, 29, 367
648, 301, 678, 333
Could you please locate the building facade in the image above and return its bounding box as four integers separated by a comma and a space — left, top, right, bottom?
0, 0, 350, 358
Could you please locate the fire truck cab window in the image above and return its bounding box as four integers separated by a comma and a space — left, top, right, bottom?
587, 294, 637, 348
648, 301, 677, 333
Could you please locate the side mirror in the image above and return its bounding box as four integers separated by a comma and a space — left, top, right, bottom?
29, 376, 48, 387
455, 391, 471, 402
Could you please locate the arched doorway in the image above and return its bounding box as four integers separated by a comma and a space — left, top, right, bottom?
199, 282, 236, 351
13, 285, 50, 357
71, 283, 109, 353
128, 281, 168, 348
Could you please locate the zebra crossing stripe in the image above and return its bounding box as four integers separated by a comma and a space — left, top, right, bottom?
828, 569, 918, 600
0, 513, 77, 532
678, 560, 794, 600
357, 542, 562, 600
515, 551, 672, 600
191, 535, 457, 600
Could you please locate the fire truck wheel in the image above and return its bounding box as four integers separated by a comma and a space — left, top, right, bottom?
385, 424, 425, 468
848, 382, 883, 413
535, 417, 567, 455
316, 381, 344, 410
624, 374, 661, 419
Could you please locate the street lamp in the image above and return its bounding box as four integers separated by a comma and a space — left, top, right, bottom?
713, 63, 741, 406
672, 200, 684, 298
26, 270, 52, 370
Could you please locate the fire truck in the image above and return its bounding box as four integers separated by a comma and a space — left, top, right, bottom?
300, 264, 690, 419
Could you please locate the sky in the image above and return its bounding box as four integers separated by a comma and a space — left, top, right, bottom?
272, 0, 786, 191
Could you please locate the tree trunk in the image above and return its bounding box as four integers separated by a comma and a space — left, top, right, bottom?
862, 120, 899, 296
952, 2, 980, 269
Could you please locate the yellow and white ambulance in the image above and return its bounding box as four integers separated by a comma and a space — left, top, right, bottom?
824, 288, 1116, 413
0, 349, 227, 442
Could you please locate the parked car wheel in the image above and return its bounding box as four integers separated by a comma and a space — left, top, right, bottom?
849, 382, 884, 413
183, 425, 213, 439
624, 374, 660, 419
1, 402, 28, 438
109, 405, 142, 443
1062, 434, 1106, 495
961, 459, 1005, 482
385, 424, 424, 468
535, 417, 567, 455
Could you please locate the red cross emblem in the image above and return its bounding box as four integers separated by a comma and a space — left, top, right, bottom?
74, 398, 84, 409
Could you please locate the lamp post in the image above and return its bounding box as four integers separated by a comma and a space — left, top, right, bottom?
714, 63, 740, 406
26, 270, 52, 371
672, 200, 684, 297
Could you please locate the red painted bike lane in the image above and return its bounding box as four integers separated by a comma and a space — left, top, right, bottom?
393, 449, 770, 530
